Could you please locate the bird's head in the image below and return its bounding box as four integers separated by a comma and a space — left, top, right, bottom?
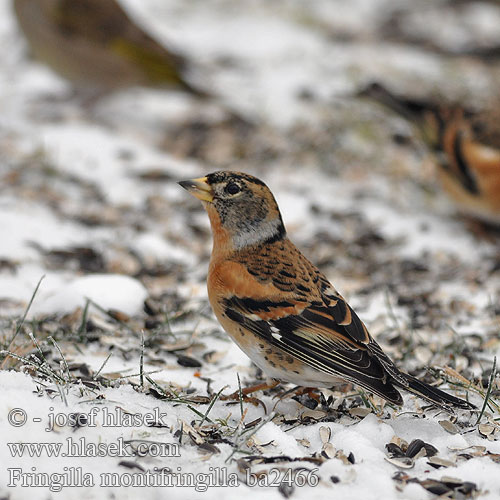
178, 171, 286, 250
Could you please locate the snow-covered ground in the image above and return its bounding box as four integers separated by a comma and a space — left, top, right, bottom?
1, 0, 499, 499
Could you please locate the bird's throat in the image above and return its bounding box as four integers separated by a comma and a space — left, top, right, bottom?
205, 203, 285, 256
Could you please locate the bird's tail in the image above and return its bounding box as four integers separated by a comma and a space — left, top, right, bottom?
356, 81, 444, 149
397, 372, 475, 412
356, 82, 431, 121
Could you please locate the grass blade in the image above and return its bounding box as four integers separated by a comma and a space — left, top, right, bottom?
476, 356, 497, 425
2, 276, 44, 360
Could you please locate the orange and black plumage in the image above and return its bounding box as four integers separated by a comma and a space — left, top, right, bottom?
358, 82, 500, 226
179, 171, 474, 411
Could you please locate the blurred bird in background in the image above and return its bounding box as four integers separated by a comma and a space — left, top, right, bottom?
13, 0, 267, 167
359, 82, 500, 228
13, 0, 207, 101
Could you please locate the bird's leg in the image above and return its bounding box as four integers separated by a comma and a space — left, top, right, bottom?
277, 385, 323, 404
294, 387, 322, 402
220, 379, 280, 401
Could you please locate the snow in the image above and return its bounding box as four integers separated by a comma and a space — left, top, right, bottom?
132, 233, 197, 265
0, 202, 91, 260
1, 0, 499, 499
28, 274, 148, 317
256, 421, 304, 457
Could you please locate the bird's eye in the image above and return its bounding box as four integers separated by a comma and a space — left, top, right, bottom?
225, 182, 241, 195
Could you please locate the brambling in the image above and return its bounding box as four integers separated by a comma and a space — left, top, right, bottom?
359, 82, 500, 226
13, 0, 204, 98
179, 171, 474, 411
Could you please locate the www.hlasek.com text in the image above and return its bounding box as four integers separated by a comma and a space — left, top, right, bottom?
8, 437, 179, 458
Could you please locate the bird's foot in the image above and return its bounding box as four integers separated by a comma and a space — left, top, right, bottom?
220, 379, 280, 405
275, 386, 323, 407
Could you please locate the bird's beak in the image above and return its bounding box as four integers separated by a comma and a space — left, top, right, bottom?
177, 176, 214, 202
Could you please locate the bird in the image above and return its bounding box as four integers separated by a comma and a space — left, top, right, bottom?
13, 0, 205, 99
178, 171, 475, 412
357, 82, 500, 226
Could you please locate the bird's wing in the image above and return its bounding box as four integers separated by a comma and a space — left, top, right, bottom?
216, 254, 405, 403
226, 293, 404, 378
440, 112, 482, 195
